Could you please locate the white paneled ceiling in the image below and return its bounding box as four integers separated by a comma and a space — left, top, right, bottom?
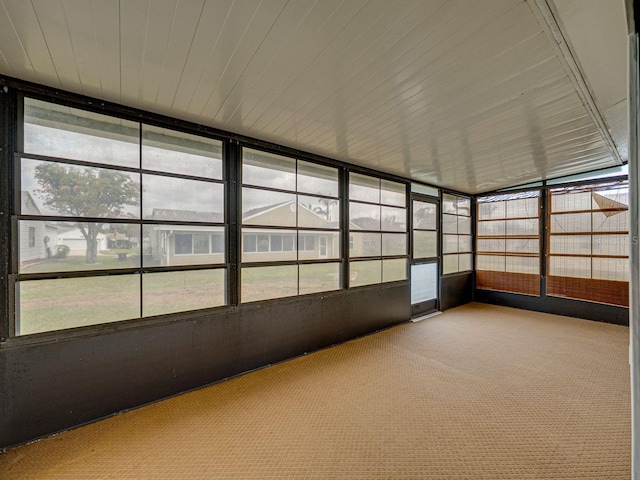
0, 0, 627, 193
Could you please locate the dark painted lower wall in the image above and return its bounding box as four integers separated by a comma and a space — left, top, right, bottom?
440, 272, 474, 311
0, 283, 410, 449
475, 288, 629, 326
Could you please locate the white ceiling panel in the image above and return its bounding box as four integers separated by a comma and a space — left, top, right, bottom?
0, 0, 626, 193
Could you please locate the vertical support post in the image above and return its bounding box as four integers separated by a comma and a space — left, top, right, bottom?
226, 139, 240, 307
0, 84, 13, 341
628, 26, 640, 480
340, 168, 349, 290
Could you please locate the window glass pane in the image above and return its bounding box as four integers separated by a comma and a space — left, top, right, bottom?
383, 258, 407, 282
457, 197, 471, 217
142, 225, 224, 266
442, 254, 458, 274
478, 201, 505, 220
592, 234, 628, 256
19, 221, 141, 273
477, 254, 505, 272
242, 188, 297, 227
550, 213, 591, 233
593, 210, 628, 232
413, 230, 437, 259
477, 238, 505, 253
243, 148, 296, 190
350, 260, 381, 287
299, 262, 341, 295
459, 253, 473, 272
458, 235, 472, 253
380, 180, 406, 206
143, 174, 223, 221
381, 206, 406, 232
143, 269, 225, 317
549, 235, 590, 255
507, 197, 538, 217
411, 262, 437, 303
350, 202, 380, 230
349, 173, 379, 203
192, 234, 209, 254
506, 218, 538, 236
382, 233, 406, 256
174, 234, 193, 255
411, 184, 439, 197
298, 195, 339, 228
142, 125, 222, 179
413, 201, 436, 230
442, 234, 458, 254
506, 238, 539, 254
241, 265, 297, 302
16, 275, 140, 335
24, 98, 139, 168
506, 256, 539, 274
549, 256, 591, 278
297, 161, 338, 197
349, 232, 381, 257
551, 191, 593, 212
21, 158, 140, 219
242, 229, 297, 262
458, 216, 471, 235
442, 194, 458, 214
443, 214, 457, 234
477, 220, 505, 236
299, 231, 340, 260
592, 257, 629, 281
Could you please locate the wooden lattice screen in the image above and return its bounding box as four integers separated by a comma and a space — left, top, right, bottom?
476, 191, 541, 296
547, 180, 629, 307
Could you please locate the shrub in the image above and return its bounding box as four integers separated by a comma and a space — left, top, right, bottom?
55, 244, 70, 259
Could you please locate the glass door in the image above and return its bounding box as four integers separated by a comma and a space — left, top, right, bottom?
411, 196, 439, 316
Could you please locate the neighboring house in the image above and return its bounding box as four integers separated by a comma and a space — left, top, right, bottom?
56, 226, 108, 256
147, 201, 350, 266
19, 192, 58, 266
147, 209, 225, 266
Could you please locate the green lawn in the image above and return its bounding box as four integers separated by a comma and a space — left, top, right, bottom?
22, 252, 140, 273
18, 260, 407, 335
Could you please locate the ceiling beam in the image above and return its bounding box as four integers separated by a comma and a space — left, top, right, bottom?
528, 0, 624, 166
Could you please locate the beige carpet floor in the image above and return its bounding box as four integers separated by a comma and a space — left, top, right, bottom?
0, 303, 631, 479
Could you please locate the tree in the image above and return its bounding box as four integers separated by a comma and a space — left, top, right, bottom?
34, 163, 139, 264
313, 198, 336, 221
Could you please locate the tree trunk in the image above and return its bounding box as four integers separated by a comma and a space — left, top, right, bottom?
79, 223, 100, 264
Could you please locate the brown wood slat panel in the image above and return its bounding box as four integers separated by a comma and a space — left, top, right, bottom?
546, 276, 629, 307
476, 271, 540, 296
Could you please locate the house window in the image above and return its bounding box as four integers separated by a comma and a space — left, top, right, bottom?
15, 98, 227, 336
193, 234, 210, 254
349, 173, 408, 287
174, 234, 193, 255
211, 233, 224, 254
241, 148, 341, 302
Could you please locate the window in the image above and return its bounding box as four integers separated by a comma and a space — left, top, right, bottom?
15, 98, 226, 335
349, 173, 408, 287
476, 191, 541, 295
28, 227, 36, 248
547, 180, 629, 306
441, 193, 472, 274
241, 149, 341, 302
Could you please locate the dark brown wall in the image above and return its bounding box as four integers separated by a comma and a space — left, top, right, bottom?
0, 283, 410, 449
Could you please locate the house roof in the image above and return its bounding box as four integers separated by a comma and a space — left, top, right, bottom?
21, 191, 43, 216
150, 208, 224, 223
